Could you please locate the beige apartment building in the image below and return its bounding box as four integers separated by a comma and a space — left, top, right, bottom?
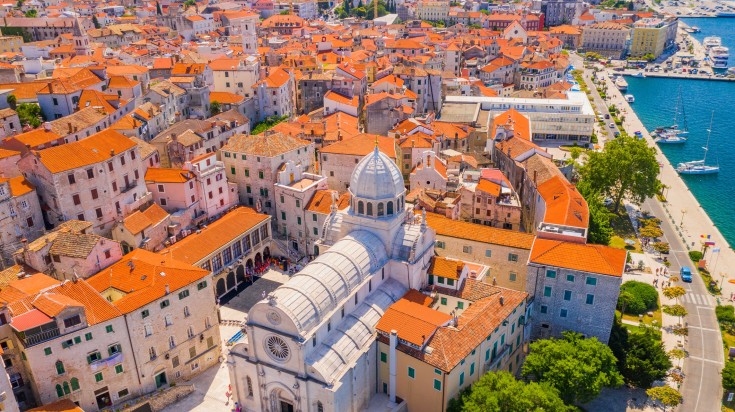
582, 22, 631, 58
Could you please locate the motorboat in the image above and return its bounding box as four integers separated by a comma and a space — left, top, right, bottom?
677, 112, 719, 175
615, 76, 628, 91
703, 36, 722, 50
633, 72, 645, 77
625, 94, 635, 103
710, 46, 729, 68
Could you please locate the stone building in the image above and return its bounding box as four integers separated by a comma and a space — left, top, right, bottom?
0, 176, 44, 267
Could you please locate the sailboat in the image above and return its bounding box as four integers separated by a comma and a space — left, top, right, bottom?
653, 87, 688, 144
677, 111, 719, 175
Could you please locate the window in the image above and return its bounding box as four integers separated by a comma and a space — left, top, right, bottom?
447, 278, 455, 286
543, 286, 552, 297
144, 324, 153, 337
380, 352, 387, 363
70, 377, 79, 391
106, 325, 113, 333
508, 253, 518, 262
179, 290, 190, 299
563, 290, 572, 301
433, 379, 442, 391
108, 344, 121, 356
440, 297, 447, 305
546, 270, 557, 279
141, 309, 149, 318
44, 347, 52, 356
118, 388, 129, 398
160, 299, 170, 309
485, 249, 492, 257
94, 372, 103, 382
68, 174, 76, 184
470, 362, 475, 375
197, 281, 207, 290
457, 301, 464, 309
63, 315, 81, 328
586, 294, 595, 305
95, 208, 103, 218
87, 351, 102, 364
560, 309, 568, 318
85, 332, 93, 341
586, 277, 597, 286
86, 168, 94, 179
115, 364, 124, 374
188, 326, 194, 339
462, 245, 472, 254
149, 347, 156, 360
567, 274, 575, 282
165, 314, 173, 327
408, 366, 415, 378
436, 241, 445, 249
72, 194, 81, 205
258, 171, 264, 179
540, 305, 548, 314
55, 360, 65, 375
435, 368, 442, 375
74, 336, 81, 344
169, 335, 176, 349
189, 346, 197, 359
509, 272, 517, 282
184, 306, 190, 317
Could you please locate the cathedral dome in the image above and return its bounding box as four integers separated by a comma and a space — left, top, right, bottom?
350, 147, 404, 200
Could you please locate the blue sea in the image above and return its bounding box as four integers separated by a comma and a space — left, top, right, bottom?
625, 18, 735, 244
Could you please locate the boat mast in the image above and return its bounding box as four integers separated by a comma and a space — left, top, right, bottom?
703, 111, 714, 165
679, 89, 688, 132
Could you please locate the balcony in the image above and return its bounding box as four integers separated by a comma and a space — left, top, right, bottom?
484, 344, 511, 373
120, 180, 138, 194
22, 327, 60, 347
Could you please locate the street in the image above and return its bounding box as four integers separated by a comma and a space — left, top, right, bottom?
574, 53, 724, 411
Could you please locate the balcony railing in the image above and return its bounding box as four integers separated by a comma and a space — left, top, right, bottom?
484, 344, 511, 373
23, 327, 60, 347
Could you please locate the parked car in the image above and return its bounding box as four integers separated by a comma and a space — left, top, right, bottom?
609, 122, 615, 128
681, 266, 692, 283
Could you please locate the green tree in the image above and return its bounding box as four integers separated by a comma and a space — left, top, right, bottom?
522, 331, 623, 404
6, 94, 16, 110
618, 281, 658, 315
639, 224, 663, 239
156, 1, 162, 15
183, 0, 196, 9
16, 103, 42, 128
608, 317, 629, 372
646, 386, 682, 411
24, 9, 37, 17
663, 304, 687, 325
280, 9, 290, 15
579, 134, 660, 213
623, 329, 672, 388
577, 181, 613, 245
722, 361, 735, 389
457, 371, 572, 412
210, 101, 221, 116
662, 286, 686, 304
653, 241, 670, 254
668, 348, 686, 368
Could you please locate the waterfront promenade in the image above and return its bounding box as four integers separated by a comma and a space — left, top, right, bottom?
603, 69, 725, 412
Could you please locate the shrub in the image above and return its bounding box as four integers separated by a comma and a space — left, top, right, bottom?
689, 250, 703, 262
717, 305, 735, 324
619, 281, 658, 315
724, 361, 735, 389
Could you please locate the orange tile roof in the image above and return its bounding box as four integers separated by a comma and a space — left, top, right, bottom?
261, 67, 291, 88
305, 190, 350, 214
222, 132, 310, 157
144, 168, 194, 183
87, 249, 209, 314
33, 129, 136, 174
382, 281, 527, 371
321, 134, 396, 158
10, 128, 62, 148
0, 147, 19, 160
28, 399, 85, 412
492, 108, 531, 141
376, 294, 452, 347
537, 175, 588, 229
2, 175, 34, 197
429, 256, 463, 280
210, 91, 244, 105
530, 238, 626, 277
425, 212, 534, 250
324, 90, 358, 107
476, 178, 501, 197
123, 203, 169, 235
159, 207, 269, 265
402, 289, 433, 306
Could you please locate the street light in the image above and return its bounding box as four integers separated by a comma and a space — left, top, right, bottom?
679, 208, 686, 226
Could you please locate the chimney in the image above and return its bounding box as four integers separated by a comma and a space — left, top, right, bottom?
165, 284, 170, 295
68, 122, 73, 133
533, 170, 537, 185
110, 149, 115, 156
499, 295, 504, 306
389, 330, 398, 404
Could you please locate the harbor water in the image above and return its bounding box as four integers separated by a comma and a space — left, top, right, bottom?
626, 73, 735, 245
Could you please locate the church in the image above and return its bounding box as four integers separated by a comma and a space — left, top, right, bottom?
227, 145, 437, 412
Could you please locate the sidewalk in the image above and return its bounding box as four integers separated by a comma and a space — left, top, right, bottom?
605, 70, 735, 302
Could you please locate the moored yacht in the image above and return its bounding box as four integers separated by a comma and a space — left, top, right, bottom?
710, 46, 729, 68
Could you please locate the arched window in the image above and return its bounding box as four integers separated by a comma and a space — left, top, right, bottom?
367, 203, 373, 216
246, 376, 253, 397
56, 384, 64, 398
70, 377, 79, 391
62, 381, 70, 395
378, 203, 384, 217
358, 200, 364, 214
317, 401, 324, 412
387, 201, 394, 215
55, 360, 65, 375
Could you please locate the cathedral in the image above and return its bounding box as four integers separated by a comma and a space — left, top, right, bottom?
227, 146, 437, 412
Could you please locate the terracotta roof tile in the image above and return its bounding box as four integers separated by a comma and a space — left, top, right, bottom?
321, 134, 396, 158
537, 175, 588, 229
33, 129, 136, 174
428, 256, 463, 280
144, 167, 194, 183
304, 190, 349, 214
425, 212, 534, 249
222, 132, 310, 157
530, 238, 626, 277
376, 294, 452, 347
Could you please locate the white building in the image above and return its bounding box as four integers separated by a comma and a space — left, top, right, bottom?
0, 176, 44, 267
210, 56, 260, 100
228, 146, 437, 412
17, 130, 150, 236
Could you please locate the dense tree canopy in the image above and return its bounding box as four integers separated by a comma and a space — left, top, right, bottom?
618, 281, 658, 315
578, 134, 660, 213
577, 179, 613, 245
624, 329, 672, 388
17, 103, 42, 128
453, 371, 573, 412
522, 331, 623, 404
646, 386, 682, 411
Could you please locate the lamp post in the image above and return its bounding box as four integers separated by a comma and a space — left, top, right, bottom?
680, 208, 686, 227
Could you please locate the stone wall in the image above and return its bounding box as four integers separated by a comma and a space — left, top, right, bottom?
120, 384, 195, 412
